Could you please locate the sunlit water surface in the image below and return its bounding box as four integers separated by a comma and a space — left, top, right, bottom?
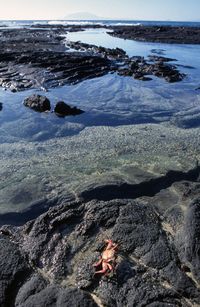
0, 26, 200, 219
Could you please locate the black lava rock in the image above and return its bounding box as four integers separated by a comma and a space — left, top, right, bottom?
23, 94, 51, 112
180, 198, 200, 282
54, 101, 84, 117
16, 284, 98, 307
0, 235, 31, 306
1, 183, 200, 306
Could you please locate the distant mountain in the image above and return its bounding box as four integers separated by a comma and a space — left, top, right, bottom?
64, 12, 104, 20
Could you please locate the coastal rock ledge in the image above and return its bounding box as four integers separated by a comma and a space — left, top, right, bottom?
1, 177, 200, 306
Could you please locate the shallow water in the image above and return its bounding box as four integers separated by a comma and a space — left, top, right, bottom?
1, 28, 200, 142
0, 26, 200, 218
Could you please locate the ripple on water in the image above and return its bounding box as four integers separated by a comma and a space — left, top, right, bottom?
0, 28, 200, 217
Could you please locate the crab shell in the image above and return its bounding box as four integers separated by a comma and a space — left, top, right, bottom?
102, 248, 116, 262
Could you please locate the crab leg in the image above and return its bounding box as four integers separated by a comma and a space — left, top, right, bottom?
93, 258, 103, 267
94, 262, 113, 275
94, 262, 109, 274
104, 239, 113, 249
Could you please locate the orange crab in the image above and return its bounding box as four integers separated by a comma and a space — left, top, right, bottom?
93, 239, 118, 275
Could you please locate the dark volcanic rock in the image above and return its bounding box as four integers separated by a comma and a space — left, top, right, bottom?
110, 25, 200, 44
126, 56, 185, 83
54, 101, 84, 117
152, 62, 185, 82
0, 27, 186, 92
1, 184, 200, 306
0, 28, 113, 92
177, 198, 200, 283
67, 40, 127, 59
16, 283, 98, 307
15, 274, 48, 306
0, 235, 31, 306
23, 94, 51, 112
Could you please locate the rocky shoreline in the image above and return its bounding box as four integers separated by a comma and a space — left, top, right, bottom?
0, 24, 200, 306
109, 25, 200, 44
1, 122, 200, 306
0, 26, 187, 93
1, 177, 200, 306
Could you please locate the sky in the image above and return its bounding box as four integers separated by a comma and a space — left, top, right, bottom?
0, 0, 199, 21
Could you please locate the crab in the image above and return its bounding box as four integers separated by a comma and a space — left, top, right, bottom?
93, 239, 118, 275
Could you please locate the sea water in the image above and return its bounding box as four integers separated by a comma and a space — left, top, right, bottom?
0, 20, 200, 220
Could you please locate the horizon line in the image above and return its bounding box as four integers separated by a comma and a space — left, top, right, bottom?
0, 18, 200, 22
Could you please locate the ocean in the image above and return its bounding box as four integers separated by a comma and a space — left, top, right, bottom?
0, 19, 200, 28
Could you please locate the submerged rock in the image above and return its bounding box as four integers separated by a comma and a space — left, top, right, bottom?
0, 102, 2, 111
54, 101, 84, 117
171, 106, 200, 128
23, 94, 51, 112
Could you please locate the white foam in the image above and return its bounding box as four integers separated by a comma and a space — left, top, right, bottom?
112, 22, 141, 26
48, 20, 104, 26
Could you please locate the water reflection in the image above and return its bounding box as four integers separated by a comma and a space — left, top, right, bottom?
0, 69, 200, 143
0, 28, 200, 217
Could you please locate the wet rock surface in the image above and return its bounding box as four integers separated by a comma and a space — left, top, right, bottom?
23, 94, 51, 112
54, 101, 84, 117
110, 25, 200, 44
118, 55, 185, 83
67, 40, 127, 59
1, 178, 200, 306
66, 40, 185, 83
171, 106, 200, 128
0, 27, 186, 92
0, 28, 113, 92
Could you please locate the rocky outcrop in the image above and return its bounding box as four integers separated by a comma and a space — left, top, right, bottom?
110, 25, 200, 44
54, 101, 84, 117
23, 94, 51, 112
118, 56, 185, 83
0, 234, 98, 306
0, 28, 113, 92
66, 41, 185, 83
67, 41, 127, 59
176, 198, 200, 283
0, 27, 186, 92
23, 95, 84, 117
0, 236, 32, 306
15, 277, 98, 307
1, 178, 200, 306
